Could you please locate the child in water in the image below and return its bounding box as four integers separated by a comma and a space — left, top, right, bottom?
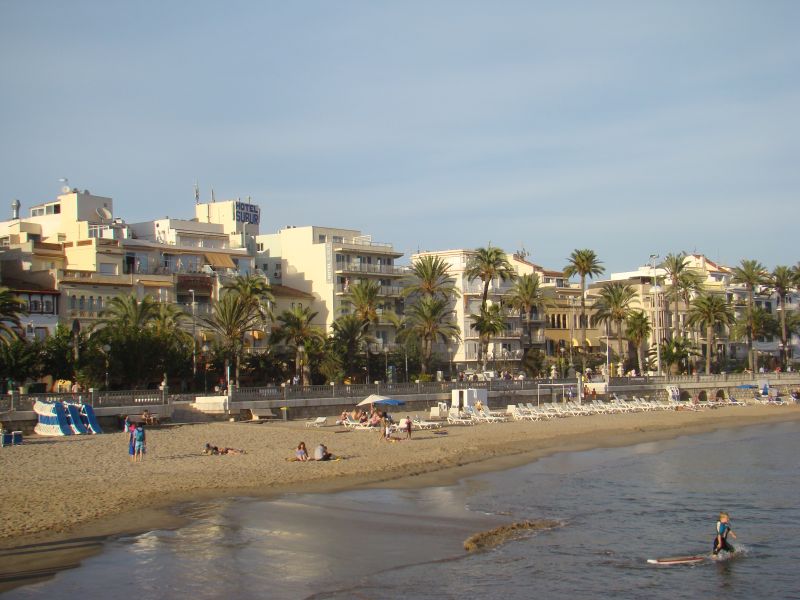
712, 511, 736, 556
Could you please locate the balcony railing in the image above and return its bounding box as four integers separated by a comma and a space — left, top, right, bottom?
336, 284, 404, 296
334, 263, 407, 276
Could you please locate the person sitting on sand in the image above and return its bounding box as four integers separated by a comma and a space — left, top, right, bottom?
142, 409, 159, 426
295, 441, 309, 461
314, 443, 332, 461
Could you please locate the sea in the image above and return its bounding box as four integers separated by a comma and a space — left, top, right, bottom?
5, 420, 799, 599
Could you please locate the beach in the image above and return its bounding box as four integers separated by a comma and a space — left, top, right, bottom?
1, 404, 799, 592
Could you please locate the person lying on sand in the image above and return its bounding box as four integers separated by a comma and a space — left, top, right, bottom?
204, 443, 245, 455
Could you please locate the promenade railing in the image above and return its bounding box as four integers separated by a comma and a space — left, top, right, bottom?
4, 371, 796, 414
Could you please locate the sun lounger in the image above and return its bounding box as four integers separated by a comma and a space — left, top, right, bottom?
412, 418, 443, 429
305, 417, 328, 428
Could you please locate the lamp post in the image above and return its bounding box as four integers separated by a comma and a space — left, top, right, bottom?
384, 346, 389, 382
448, 346, 454, 380
202, 344, 209, 393
189, 289, 197, 378
649, 254, 662, 375
568, 296, 575, 371
102, 344, 110, 390
297, 343, 306, 386
559, 346, 566, 379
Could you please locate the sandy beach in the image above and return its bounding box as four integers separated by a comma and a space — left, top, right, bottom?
2, 404, 798, 547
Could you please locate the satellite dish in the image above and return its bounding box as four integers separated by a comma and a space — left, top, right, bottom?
96, 206, 112, 220
61, 186, 71, 193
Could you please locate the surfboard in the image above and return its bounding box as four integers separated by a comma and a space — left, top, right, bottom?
647, 554, 707, 565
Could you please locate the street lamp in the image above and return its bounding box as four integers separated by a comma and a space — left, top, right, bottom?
568, 296, 576, 371
202, 344, 210, 393
189, 289, 197, 377
297, 343, 305, 386
102, 344, 111, 390
384, 346, 389, 382
448, 346, 454, 380
559, 346, 566, 379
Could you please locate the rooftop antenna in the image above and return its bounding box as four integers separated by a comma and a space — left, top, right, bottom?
194, 182, 200, 205
58, 177, 70, 194
211, 188, 216, 203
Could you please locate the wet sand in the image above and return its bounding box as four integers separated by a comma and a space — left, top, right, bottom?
1, 404, 798, 591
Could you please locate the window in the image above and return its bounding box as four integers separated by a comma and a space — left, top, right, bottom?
79, 296, 85, 310
43, 297, 54, 313
318, 234, 327, 243
88, 296, 95, 311
31, 207, 44, 217
332, 236, 343, 243
70, 295, 77, 309
99, 262, 116, 275
97, 296, 103, 310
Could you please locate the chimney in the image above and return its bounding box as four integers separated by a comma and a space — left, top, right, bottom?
11, 199, 21, 220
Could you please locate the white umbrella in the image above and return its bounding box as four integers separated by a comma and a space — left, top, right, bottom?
357, 394, 396, 406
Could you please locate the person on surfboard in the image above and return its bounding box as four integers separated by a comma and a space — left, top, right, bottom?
712, 511, 736, 556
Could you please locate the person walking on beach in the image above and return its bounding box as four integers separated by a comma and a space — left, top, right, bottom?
127, 420, 136, 461
404, 415, 412, 439
712, 511, 736, 556
133, 423, 146, 462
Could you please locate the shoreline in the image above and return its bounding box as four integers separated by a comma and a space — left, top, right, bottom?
1, 405, 798, 592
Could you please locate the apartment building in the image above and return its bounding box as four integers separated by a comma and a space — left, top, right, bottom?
409, 249, 575, 373
255, 226, 405, 345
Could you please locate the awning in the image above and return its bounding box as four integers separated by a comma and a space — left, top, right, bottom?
204, 252, 236, 269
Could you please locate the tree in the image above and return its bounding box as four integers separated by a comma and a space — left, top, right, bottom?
331, 314, 373, 382
0, 286, 27, 346
0, 338, 41, 389
766, 265, 797, 369
625, 310, 651, 376
686, 293, 734, 374
661, 253, 688, 339
507, 273, 547, 356
465, 246, 516, 367
403, 255, 459, 301
592, 282, 637, 362
465, 246, 517, 311
92, 295, 166, 388
563, 249, 604, 372
469, 304, 506, 372
223, 274, 274, 326
202, 293, 263, 387
731, 259, 768, 371
344, 279, 381, 325
654, 337, 699, 375
270, 305, 324, 385
403, 296, 460, 375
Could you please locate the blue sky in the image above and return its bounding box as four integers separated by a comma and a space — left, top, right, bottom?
1, 1, 798, 274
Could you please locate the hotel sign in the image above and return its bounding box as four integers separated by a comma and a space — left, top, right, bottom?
235, 201, 260, 225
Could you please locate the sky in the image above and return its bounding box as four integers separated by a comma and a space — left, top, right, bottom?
1, 1, 798, 274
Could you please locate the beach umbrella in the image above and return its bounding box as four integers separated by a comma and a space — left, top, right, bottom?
357, 394, 405, 406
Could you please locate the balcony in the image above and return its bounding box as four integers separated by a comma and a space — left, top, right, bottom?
331, 238, 403, 257
335, 284, 404, 296
334, 263, 407, 276
462, 281, 516, 296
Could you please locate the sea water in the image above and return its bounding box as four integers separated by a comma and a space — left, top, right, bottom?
5, 421, 799, 599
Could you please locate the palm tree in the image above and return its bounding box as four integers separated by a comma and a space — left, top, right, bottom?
507, 273, 547, 355
661, 252, 688, 339
404, 255, 460, 300
563, 249, 604, 372
465, 246, 516, 367
469, 304, 506, 372
404, 296, 460, 375
345, 279, 382, 325
592, 282, 637, 363
686, 293, 734, 374
0, 287, 26, 346
223, 274, 274, 323
731, 259, 768, 370
465, 246, 517, 311
94, 294, 159, 332
625, 310, 651, 376
654, 337, 698, 375
766, 265, 797, 369
202, 293, 262, 387
270, 305, 324, 385
331, 314, 373, 382
675, 269, 706, 338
